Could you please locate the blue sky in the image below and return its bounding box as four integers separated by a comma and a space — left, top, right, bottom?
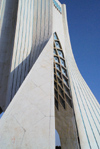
0, 112, 4, 118
60, 0, 100, 104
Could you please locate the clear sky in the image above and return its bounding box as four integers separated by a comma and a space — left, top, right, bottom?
60, 0, 100, 104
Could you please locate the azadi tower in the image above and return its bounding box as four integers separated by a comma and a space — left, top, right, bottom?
0, 0, 100, 148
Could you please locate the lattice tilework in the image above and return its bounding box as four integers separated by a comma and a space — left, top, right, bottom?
54, 32, 72, 110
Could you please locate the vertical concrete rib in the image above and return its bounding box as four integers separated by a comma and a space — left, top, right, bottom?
23, 0, 32, 80
77, 79, 100, 145
15, 0, 28, 91
76, 80, 99, 148
0, 0, 18, 110
11, 0, 25, 98
5, 0, 52, 108
33, 0, 41, 60
0, 0, 6, 35
15, 0, 26, 93
20, 0, 34, 85
78, 76, 100, 127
